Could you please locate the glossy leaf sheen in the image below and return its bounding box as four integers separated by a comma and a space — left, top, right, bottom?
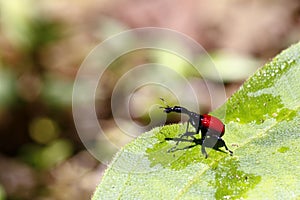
93, 43, 300, 199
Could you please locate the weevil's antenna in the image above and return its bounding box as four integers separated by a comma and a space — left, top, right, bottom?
159, 98, 170, 109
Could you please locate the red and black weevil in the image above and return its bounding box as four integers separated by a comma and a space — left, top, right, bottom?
160, 99, 233, 158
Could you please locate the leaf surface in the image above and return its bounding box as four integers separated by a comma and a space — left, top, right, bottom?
93, 42, 300, 200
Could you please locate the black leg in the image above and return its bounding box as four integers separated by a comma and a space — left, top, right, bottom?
165, 137, 195, 143
201, 144, 208, 158
200, 128, 207, 140
167, 144, 198, 152
217, 138, 233, 155
165, 136, 232, 158
176, 131, 197, 145
179, 131, 197, 138
174, 122, 189, 146
185, 120, 190, 133
167, 131, 197, 151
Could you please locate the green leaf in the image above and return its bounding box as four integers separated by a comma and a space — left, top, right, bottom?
93, 42, 300, 199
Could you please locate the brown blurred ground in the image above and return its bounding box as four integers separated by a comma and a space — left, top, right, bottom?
0, 0, 300, 199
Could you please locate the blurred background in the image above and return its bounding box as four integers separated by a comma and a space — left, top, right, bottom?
0, 0, 300, 199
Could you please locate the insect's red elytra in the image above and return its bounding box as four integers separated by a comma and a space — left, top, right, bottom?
201, 114, 225, 137
160, 99, 232, 158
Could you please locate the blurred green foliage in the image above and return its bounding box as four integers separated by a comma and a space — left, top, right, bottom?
0, 185, 5, 200
1, 0, 62, 51
0, 0, 75, 178
19, 139, 73, 169
0, 68, 17, 107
